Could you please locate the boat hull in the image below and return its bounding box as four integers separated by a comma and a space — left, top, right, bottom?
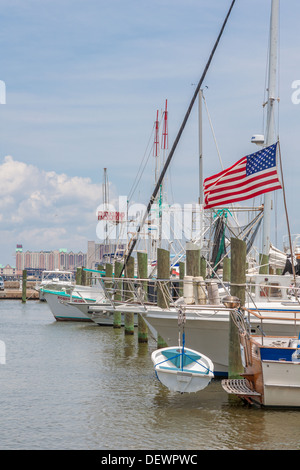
43, 291, 92, 322
261, 360, 300, 407
151, 346, 214, 393
143, 306, 300, 375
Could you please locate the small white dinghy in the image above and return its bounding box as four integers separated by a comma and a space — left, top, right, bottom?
151, 345, 214, 393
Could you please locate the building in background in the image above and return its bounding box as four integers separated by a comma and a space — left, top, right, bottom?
13, 242, 126, 277
15, 245, 86, 277
87, 241, 126, 270
0, 264, 17, 278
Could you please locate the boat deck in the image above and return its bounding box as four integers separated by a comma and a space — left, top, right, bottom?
251, 336, 298, 348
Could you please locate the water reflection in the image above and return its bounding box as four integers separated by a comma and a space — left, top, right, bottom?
0, 301, 299, 450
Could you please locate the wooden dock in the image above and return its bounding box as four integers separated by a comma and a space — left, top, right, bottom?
0, 289, 39, 300
0, 280, 39, 300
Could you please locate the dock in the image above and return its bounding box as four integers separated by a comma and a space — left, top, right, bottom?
0, 280, 39, 300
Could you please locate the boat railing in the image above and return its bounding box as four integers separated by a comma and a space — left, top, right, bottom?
245, 279, 300, 304
231, 306, 300, 346
80, 275, 228, 311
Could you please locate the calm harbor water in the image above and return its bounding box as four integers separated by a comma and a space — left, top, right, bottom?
0, 299, 299, 451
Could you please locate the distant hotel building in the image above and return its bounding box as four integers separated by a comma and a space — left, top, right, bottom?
15, 245, 86, 276
15, 242, 126, 276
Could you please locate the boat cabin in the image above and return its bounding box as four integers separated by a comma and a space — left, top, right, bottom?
246, 274, 294, 303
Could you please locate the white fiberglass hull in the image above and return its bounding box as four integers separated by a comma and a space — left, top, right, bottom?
151, 346, 214, 393
143, 303, 300, 376
262, 360, 300, 407
43, 291, 92, 322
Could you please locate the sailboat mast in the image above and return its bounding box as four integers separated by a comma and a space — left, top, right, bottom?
120, 0, 236, 275
262, 0, 279, 257
198, 89, 203, 205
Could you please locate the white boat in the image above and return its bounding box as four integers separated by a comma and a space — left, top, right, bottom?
37, 270, 74, 301
41, 286, 95, 321
40, 280, 110, 322
151, 345, 214, 393
222, 307, 300, 408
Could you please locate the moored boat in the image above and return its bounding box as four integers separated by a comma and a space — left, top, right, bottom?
37, 270, 74, 301
222, 307, 300, 407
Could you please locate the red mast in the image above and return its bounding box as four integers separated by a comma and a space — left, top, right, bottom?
154, 109, 160, 158
161, 99, 168, 151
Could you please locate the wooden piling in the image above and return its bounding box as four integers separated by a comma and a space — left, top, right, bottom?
200, 256, 206, 279
259, 253, 269, 274
179, 261, 185, 297
104, 263, 113, 310
124, 256, 135, 335
76, 267, 82, 285
157, 248, 169, 348
81, 266, 87, 286
186, 242, 200, 277
105, 263, 113, 287
137, 251, 148, 343
113, 261, 123, 328
22, 269, 27, 303
229, 238, 246, 379
223, 256, 231, 282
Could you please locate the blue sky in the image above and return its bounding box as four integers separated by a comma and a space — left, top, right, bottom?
0, 0, 300, 266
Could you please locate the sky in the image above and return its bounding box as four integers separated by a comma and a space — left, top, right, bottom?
0, 0, 300, 266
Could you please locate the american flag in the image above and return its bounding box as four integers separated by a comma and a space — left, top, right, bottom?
203, 143, 282, 210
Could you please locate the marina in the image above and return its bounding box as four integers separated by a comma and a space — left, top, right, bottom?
1, 299, 300, 451
1, 0, 300, 453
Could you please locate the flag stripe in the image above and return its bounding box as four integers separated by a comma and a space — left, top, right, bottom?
205, 177, 282, 204
204, 169, 279, 196
203, 157, 246, 186
204, 184, 282, 209
203, 143, 281, 209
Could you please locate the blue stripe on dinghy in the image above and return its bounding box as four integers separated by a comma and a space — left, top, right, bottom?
161, 348, 202, 368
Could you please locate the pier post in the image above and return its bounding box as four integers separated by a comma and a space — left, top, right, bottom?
223, 256, 231, 282
76, 267, 82, 285
124, 256, 135, 335
259, 253, 269, 274
157, 248, 169, 348
105, 263, 113, 290
229, 238, 246, 379
81, 266, 87, 286
113, 261, 123, 328
186, 242, 200, 277
179, 261, 185, 297
137, 251, 148, 343
22, 269, 27, 303
200, 256, 206, 279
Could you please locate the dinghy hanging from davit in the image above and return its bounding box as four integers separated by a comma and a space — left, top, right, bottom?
151, 345, 214, 393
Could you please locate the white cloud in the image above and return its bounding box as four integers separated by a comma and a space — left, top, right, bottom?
0, 156, 116, 264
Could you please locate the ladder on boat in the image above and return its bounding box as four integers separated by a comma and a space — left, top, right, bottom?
221, 379, 261, 398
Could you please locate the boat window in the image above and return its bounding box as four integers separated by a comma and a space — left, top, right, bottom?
259, 282, 282, 298
269, 283, 282, 298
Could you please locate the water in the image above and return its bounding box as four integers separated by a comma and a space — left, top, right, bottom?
0, 300, 299, 450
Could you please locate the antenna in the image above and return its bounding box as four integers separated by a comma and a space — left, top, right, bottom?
162, 99, 168, 152
154, 110, 160, 184
102, 168, 109, 210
